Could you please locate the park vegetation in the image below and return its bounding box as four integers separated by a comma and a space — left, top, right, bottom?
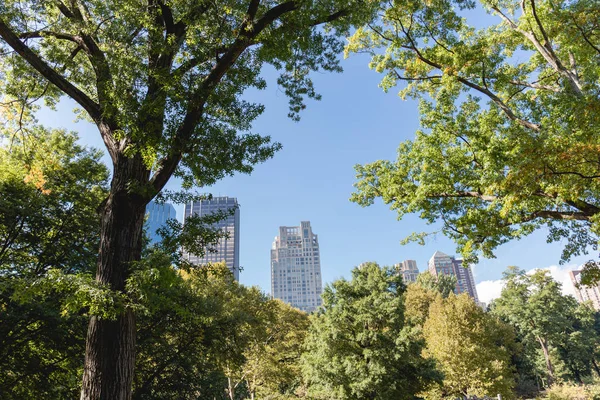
2, 129, 600, 399
2, 0, 600, 398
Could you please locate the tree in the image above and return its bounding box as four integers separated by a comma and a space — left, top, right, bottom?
0, 121, 108, 398
239, 300, 310, 400
131, 261, 271, 400
491, 268, 573, 386
423, 294, 516, 399
348, 0, 600, 266
0, 1, 378, 397
404, 283, 441, 327
416, 271, 457, 298
301, 262, 439, 400
552, 300, 600, 383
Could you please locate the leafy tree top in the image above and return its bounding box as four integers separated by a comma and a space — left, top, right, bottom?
348, 0, 600, 265
0, 0, 379, 193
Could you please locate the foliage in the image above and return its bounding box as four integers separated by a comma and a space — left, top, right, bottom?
416, 271, 457, 298
0, 125, 108, 277
240, 300, 310, 400
0, 123, 108, 399
422, 294, 516, 399
404, 283, 441, 327
0, 0, 379, 193
490, 267, 600, 387
542, 381, 600, 400
0, 2, 382, 393
348, 0, 600, 266
131, 260, 267, 400
301, 262, 439, 400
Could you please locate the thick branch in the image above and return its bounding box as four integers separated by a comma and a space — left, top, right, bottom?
427, 191, 499, 202
149, 1, 301, 195
18, 31, 87, 47
492, 5, 584, 96
149, 0, 351, 196
0, 21, 100, 120
565, 199, 600, 216
531, 210, 590, 221
0, 21, 119, 161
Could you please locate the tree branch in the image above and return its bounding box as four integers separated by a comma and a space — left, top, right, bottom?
427, 191, 499, 202
397, 21, 541, 132
0, 20, 120, 161
148, 1, 301, 195
0, 21, 99, 120
530, 210, 590, 221
492, 4, 584, 96
571, 16, 600, 55
508, 80, 560, 92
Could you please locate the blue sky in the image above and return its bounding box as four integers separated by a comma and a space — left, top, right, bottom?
36, 50, 593, 301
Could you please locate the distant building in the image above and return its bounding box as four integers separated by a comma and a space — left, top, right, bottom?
428, 251, 479, 302
145, 201, 176, 245
182, 197, 240, 280
570, 270, 600, 310
395, 260, 419, 283
271, 221, 323, 313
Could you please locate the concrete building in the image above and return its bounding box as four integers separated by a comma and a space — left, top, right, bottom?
395, 260, 419, 283
183, 197, 240, 280
271, 221, 322, 313
145, 201, 176, 245
428, 251, 479, 302
570, 270, 600, 310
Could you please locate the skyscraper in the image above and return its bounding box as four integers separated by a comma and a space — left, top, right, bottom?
428, 251, 479, 301
395, 259, 419, 283
271, 221, 322, 313
570, 270, 600, 310
183, 196, 240, 280
145, 201, 176, 245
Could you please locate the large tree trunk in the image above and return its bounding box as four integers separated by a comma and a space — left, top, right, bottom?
81, 154, 150, 400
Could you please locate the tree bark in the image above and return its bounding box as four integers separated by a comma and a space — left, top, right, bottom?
537, 336, 555, 386
80, 153, 150, 400
592, 358, 600, 377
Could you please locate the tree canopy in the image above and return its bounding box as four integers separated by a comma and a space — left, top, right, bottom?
490, 267, 600, 386
423, 294, 516, 399
301, 262, 439, 400
0, 1, 380, 396
348, 0, 600, 265
0, 122, 108, 399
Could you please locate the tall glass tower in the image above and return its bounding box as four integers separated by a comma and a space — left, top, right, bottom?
271, 221, 323, 313
145, 201, 176, 245
182, 197, 240, 280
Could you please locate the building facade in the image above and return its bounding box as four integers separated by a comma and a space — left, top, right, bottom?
271, 221, 323, 313
395, 259, 419, 284
145, 201, 176, 245
428, 251, 479, 302
183, 197, 240, 281
570, 270, 600, 310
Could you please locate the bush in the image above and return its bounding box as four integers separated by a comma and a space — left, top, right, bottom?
541, 382, 600, 400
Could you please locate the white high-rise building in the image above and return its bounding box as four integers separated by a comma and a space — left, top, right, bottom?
183, 197, 240, 280
570, 270, 600, 310
271, 221, 322, 313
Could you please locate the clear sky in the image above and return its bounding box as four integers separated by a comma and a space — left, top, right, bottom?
36, 49, 594, 302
